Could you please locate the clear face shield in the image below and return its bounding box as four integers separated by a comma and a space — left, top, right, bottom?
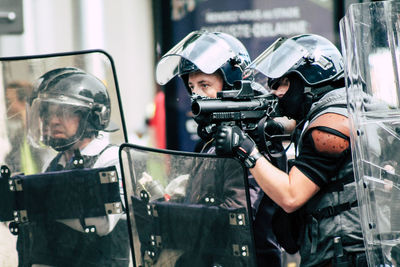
156, 31, 237, 85
244, 38, 308, 90
28, 95, 91, 151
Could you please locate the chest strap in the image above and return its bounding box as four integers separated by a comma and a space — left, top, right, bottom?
311, 200, 358, 221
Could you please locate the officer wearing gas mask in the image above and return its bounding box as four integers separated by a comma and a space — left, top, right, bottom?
18, 67, 130, 267
215, 34, 367, 266
156, 30, 283, 267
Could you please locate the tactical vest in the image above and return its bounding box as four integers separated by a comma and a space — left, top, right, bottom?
46, 144, 114, 171
296, 88, 365, 266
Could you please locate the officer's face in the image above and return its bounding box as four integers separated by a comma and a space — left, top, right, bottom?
42, 104, 81, 140
188, 71, 223, 98
6, 88, 25, 118
270, 77, 290, 98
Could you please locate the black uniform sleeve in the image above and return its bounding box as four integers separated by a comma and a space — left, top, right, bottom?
291, 128, 351, 188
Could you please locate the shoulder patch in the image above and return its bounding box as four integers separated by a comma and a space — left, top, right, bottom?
308, 113, 350, 154
309, 113, 350, 136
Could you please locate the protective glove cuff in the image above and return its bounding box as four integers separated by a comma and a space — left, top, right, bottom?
235, 134, 256, 161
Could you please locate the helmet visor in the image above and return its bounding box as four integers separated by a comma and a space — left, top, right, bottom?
245, 38, 308, 87
28, 97, 91, 150
156, 31, 236, 85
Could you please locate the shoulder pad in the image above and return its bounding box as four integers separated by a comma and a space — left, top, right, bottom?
308, 113, 350, 154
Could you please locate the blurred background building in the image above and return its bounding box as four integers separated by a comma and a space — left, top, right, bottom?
0, 0, 377, 152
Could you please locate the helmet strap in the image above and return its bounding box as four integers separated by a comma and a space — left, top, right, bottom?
302, 83, 340, 122
300, 87, 313, 120
180, 73, 192, 95
306, 84, 337, 103
48, 136, 77, 152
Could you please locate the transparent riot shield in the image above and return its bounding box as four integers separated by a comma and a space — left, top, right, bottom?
340, 1, 400, 266
120, 143, 257, 267
0, 50, 131, 266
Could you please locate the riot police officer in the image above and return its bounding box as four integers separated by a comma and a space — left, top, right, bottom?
156, 30, 283, 267
215, 34, 367, 266
18, 67, 130, 267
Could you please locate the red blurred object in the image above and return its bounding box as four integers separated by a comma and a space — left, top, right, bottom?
147, 90, 166, 149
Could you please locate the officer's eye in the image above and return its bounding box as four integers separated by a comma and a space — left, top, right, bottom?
271, 77, 289, 90
200, 83, 210, 89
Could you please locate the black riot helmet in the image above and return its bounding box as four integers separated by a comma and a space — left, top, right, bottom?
27, 67, 112, 151
246, 34, 344, 88
244, 34, 344, 120
156, 30, 251, 94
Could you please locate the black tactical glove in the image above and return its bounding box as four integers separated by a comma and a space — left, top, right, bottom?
264, 119, 285, 137
215, 125, 256, 159
197, 123, 216, 141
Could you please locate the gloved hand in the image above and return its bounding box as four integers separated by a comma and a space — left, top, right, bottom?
197, 123, 216, 141
264, 119, 285, 137
215, 125, 256, 160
